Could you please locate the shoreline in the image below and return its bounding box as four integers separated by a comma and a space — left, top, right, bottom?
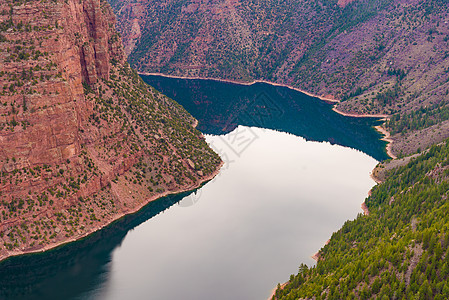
139, 72, 339, 104
311, 239, 330, 262
141, 72, 396, 159
267, 282, 288, 300
370, 169, 383, 184
374, 125, 397, 159
361, 202, 370, 216
0, 161, 224, 263
142, 72, 396, 298
331, 106, 389, 119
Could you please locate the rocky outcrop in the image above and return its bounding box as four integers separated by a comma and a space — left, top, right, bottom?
0, 0, 221, 260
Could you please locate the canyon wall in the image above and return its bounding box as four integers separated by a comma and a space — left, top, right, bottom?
0, 0, 221, 260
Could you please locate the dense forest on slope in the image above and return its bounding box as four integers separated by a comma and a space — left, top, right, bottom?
0, 0, 220, 260
106, 0, 449, 297
272, 140, 449, 299
110, 0, 449, 156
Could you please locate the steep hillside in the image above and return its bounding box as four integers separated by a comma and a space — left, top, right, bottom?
0, 0, 221, 261
272, 141, 449, 299
110, 0, 449, 156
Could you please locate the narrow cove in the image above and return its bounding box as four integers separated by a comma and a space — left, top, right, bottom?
0, 77, 387, 300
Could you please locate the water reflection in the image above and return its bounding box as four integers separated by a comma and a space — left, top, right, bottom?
0, 126, 379, 300
0, 77, 387, 300
0, 191, 195, 300
80, 128, 377, 300
142, 75, 388, 161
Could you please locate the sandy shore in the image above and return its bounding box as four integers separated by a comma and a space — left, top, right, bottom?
311, 239, 330, 262
0, 161, 224, 262
267, 282, 288, 300
374, 125, 396, 159
331, 106, 389, 119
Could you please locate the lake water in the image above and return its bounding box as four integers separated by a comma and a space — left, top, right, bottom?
0, 77, 386, 300
141, 75, 388, 161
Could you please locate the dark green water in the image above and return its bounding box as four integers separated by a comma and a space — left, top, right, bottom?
0, 76, 387, 300
0, 191, 194, 300
141, 75, 388, 161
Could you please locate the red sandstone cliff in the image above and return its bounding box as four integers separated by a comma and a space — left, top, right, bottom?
0, 0, 123, 167
0, 0, 221, 260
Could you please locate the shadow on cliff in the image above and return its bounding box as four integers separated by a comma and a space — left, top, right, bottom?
0, 190, 195, 300
142, 75, 389, 161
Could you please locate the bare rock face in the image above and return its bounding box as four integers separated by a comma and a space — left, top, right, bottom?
0, 0, 123, 168
0, 0, 221, 260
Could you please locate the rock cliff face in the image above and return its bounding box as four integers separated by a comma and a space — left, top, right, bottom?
1, 0, 123, 168
0, 0, 221, 260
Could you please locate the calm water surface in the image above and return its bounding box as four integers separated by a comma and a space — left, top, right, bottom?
89, 127, 378, 300
0, 77, 386, 300
142, 75, 388, 161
